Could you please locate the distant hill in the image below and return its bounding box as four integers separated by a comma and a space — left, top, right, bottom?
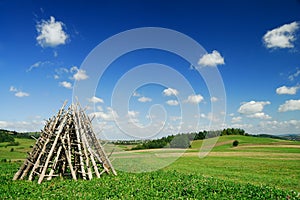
279, 134, 300, 141
0, 129, 40, 140
254, 133, 300, 141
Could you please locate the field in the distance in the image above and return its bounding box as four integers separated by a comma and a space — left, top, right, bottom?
0, 135, 300, 199
110, 135, 300, 191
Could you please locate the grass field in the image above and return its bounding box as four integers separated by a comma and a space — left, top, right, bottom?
0, 135, 300, 199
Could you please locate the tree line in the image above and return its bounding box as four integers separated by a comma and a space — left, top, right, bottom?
129, 128, 248, 150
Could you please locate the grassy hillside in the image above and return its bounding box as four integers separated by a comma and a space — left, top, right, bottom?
0, 138, 35, 161
190, 135, 300, 152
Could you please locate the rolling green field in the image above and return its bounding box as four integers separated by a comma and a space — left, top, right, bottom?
0, 135, 300, 199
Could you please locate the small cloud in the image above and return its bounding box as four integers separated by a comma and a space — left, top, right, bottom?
36, 16, 69, 48
211, 97, 218, 102
185, 94, 204, 104
247, 112, 271, 119
278, 99, 300, 112
276, 85, 299, 95
71, 66, 88, 81
90, 107, 118, 121
59, 81, 72, 89
138, 96, 152, 103
54, 75, 60, 79
231, 116, 242, 123
88, 96, 104, 104
229, 113, 235, 117
198, 50, 225, 67
263, 21, 299, 49
132, 91, 141, 97
163, 88, 179, 96
166, 100, 179, 106
127, 110, 139, 118
238, 101, 270, 115
27, 61, 51, 72
15, 91, 30, 97
9, 86, 29, 97
288, 68, 300, 81
9, 86, 17, 92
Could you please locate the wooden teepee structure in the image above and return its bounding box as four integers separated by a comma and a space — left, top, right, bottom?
13, 101, 116, 184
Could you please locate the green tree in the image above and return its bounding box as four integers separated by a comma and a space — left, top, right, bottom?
170, 134, 190, 148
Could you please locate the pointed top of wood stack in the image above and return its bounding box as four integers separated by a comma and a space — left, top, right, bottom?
13, 100, 116, 184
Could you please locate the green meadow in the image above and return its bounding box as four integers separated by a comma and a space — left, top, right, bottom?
0, 135, 300, 199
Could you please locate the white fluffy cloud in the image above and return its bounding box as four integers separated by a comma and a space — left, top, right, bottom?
138, 96, 152, 103
0, 119, 44, 132
166, 100, 179, 106
185, 94, 204, 104
9, 86, 29, 97
258, 119, 300, 134
231, 116, 242, 123
238, 101, 270, 114
278, 99, 300, 112
90, 107, 118, 121
59, 81, 72, 89
263, 21, 299, 49
36, 16, 69, 48
247, 112, 272, 119
71, 66, 89, 81
276, 85, 299, 95
88, 96, 104, 103
198, 50, 225, 67
163, 88, 179, 96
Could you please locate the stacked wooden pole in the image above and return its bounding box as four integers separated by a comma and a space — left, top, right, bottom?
13, 101, 116, 184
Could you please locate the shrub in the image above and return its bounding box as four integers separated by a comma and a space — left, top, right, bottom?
232, 140, 239, 147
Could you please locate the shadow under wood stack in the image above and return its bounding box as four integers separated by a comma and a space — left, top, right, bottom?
13, 101, 117, 184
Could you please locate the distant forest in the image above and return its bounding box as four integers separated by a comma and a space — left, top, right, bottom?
0, 129, 40, 143
116, 128, 248, 150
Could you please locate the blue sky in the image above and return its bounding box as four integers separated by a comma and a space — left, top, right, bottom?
0, 0, 300, 139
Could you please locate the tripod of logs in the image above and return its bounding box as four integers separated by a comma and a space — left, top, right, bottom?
13, 101, 116, 184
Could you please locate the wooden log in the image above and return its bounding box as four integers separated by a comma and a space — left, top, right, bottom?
28, 131, 52, 181
89, 148, 100, 178
38, 113, 68, 184
72, 105, 87, 180
61, 136, 77, 181
47, 144, 63, 181
13, 160, 28, 180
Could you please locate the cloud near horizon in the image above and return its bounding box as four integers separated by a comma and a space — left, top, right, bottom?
238, 101, 270, 116
278, 99, 300, 112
